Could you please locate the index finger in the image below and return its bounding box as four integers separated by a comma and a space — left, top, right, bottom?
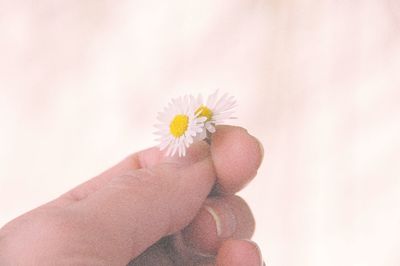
55, 125, 263, 205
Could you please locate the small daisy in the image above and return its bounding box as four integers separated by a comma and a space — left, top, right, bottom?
155, 95, 206, 157
194, 90, 237, 139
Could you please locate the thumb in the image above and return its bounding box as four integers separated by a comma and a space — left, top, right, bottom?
73, 141, 215, 264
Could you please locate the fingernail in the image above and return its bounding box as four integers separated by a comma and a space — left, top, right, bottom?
254, 136, 264, 165
243, 240, 263, 266
181, 200, 237, 256
204, 202, 236, 238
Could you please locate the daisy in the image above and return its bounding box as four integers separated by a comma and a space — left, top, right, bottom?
155, 95, 206, 157
194, 90, 237, 139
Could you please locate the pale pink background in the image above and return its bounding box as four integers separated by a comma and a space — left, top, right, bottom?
1, 1, 400, 265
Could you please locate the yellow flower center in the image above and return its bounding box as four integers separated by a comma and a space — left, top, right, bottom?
170, 114, 189, 138
195, 105, 213, 122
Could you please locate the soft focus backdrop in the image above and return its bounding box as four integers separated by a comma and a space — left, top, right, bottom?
1, 1, 400, 265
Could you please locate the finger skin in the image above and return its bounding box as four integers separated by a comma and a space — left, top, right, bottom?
56, 143, 209, 204
55, 125, 263, 205
211, 126, 263, 194
0, 125, 263, 266
216, 239, 262, 266
127, 239, 174, 266
73, 150, 215, 264
0, 142, 214, 266
58, 125, 262, 264
181, 195, 255, 256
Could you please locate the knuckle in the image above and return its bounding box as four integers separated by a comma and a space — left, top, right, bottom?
112, 168, 162, 192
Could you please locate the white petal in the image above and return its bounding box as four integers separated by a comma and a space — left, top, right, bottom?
159, 139, 171, 150
166, 139, 175, 156
206, 123, 216, 133
206, 90, 219, 109
196, 130, 207, 141
196, 116, 207, 123
214, 99, 236, 114
154, 123, 167, 130
214, 92, 229, 110
196, 126, 204, 133
196, 94, 203, 106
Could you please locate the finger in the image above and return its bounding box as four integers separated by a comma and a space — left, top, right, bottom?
72, 141, 216, 265
55, 125, 262, 204
179, 195, 255, 257
211, 125, 263, 194
168, 233, 215, 266
56, 143, 208, 204
215, 239, 263, 266
127, 238, 174, 266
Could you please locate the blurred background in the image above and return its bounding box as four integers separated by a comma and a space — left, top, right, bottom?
1, 0, 400, 265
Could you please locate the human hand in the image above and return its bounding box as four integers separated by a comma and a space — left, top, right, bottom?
0, 126, 264, 266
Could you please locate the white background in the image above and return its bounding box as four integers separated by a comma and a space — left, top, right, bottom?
1, 1, 400, 265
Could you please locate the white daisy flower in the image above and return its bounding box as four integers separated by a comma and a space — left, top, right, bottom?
194, 90, 237, 139
155, 95, 206, 157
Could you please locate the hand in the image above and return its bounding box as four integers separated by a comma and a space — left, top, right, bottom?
0, 126, 264, 266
